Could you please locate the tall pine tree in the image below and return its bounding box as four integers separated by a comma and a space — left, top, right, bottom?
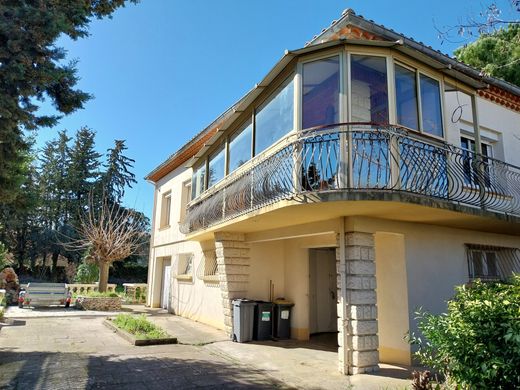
102, 140, 137, 203
0, 0, 137, 204
68, 127, 101, 225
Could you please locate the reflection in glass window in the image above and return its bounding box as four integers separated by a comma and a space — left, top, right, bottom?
208, 144, 225, 187
420, 74, 443, 137
229, 120, 252, 173
395, 64, 419, 130
255, 77, 294, 155
351, 55, 388, 123
191, 163, 206, 199
302, 56, 340, 129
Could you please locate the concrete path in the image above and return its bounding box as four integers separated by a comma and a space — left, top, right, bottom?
0, 316, 288, 389
0, 308, 412, 389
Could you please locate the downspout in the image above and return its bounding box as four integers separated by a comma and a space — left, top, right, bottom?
339, 216, 349, 372
146, 182, 158, 306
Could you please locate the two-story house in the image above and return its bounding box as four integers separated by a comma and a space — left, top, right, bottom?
145, 9, 520, 375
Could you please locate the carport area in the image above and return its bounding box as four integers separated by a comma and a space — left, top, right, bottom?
0, 307, 413, 389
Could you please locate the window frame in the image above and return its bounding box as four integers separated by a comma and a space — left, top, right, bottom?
254, 74, 295, 156
176, 252, 194, 282
159, 191, 172, 229
460, 135, 494, 187
300, 52, 343, 130
179, 180, 192, 224
196, 250, 219, 284
393, 60, 446, 141
227, 118, 253, 176
348, 52, 391, 124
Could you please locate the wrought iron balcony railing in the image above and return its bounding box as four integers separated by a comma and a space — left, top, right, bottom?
181, 123, 520, 234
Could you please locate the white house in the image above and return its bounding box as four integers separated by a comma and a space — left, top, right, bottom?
146, 9, 520, 375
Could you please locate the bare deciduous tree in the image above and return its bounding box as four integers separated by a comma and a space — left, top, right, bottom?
64, 196, 146, 292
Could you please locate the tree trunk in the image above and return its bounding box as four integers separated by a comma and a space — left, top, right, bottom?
98, 261, 110, 292
51, 251, 59, 281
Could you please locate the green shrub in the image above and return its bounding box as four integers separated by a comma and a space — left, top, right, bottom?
410, 275, 520, 389
0, 242, 9, 270
112, 314, 168, 340
75, 262, 99, 283
74, 291, 119, 298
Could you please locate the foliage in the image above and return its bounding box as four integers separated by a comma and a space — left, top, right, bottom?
437, 1, 519, 43
65, 196, 147, 292
410, 275, 520, 389
112, 314, 169, 340
76, 291, 119, 298
75, 262, 99, 284
65, 263, 77, 283
455, 24, 520, 86
0, 0, 137, 204
0, 242, 8, 270
102, 140, 137, 204
0, 125, 149, 282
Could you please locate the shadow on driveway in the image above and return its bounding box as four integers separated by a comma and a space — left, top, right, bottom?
0, 349, 291, 390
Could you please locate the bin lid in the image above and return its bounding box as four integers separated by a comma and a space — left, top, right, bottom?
232, 298, 256, 306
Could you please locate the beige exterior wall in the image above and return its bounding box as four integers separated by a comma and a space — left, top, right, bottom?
445, 93, 519, 166
375, 232, 410, 365
146, 42, 520, 371
347, 216, 520, 336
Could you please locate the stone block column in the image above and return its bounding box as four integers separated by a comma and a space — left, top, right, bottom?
336, 231, 379, 375
214, 232, 250, 337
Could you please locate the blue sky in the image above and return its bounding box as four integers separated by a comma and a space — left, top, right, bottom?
35, 0, 518, 218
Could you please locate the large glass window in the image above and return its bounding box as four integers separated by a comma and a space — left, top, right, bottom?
395, 64, 419, 130
208, 144, 225, 188
420, 74, 443, 137
351, 55, 388, 123
255, 77, 294, 155
302, 56, 340, 129
191, 163, 206, 199
228, 120, 252, 173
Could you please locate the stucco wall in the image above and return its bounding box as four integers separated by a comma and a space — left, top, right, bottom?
347, 216, 520, 337
445, 93, 520, 166
153, 240, 225, 330
375, 232, 410, 365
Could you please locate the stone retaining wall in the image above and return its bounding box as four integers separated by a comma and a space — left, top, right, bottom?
75, 296, 121, 311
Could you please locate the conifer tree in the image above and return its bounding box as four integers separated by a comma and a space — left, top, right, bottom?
0, 0, 137, 204
68, 127, 102, 224
102, 140, 137, 204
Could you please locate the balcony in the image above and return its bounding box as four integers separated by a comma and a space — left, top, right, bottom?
181, 123, 520, 234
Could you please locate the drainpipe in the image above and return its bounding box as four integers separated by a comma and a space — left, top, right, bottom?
471, 94, 486, 209
146, 182, 158, 307
339, 216, 349, 372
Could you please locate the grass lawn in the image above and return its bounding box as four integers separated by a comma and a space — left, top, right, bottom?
111, 313, 169, 340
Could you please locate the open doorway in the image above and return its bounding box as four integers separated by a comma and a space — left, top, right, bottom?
161, 258, 171, 310
309, 248, 338, 348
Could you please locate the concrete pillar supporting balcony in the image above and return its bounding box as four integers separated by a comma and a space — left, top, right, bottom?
336, 231, 379, 374
214, 232, 251, 337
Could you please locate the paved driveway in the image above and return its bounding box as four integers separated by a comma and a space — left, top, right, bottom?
0, 317, 288, 389
0, 310, 412, 389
